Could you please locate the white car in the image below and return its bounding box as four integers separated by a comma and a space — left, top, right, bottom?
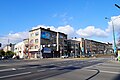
61, 55, 68, 59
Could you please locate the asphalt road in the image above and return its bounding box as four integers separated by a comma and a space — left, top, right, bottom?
0, 58, 119, 80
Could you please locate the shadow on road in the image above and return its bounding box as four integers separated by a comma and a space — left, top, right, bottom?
112, 74, 120, 80
35, 61, 103, 80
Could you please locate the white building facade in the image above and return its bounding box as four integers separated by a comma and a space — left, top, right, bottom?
14, 41, 25, 59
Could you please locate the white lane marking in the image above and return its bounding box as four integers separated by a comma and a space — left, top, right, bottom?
84, 66, 94, 69
12, 68, 16, 70
0, 72, 31, 79
17, 68, 26, 70
50, 64, 55, 65
82, 69, 120, 74
100, 70, 120, 74
30, 66, 39, 68
50, 67, 57, 70
82, 69, 97, 72
67, 65, 73, 67
37, 69, 46, 72
0, 68, 16, 72
96, 66, 120, 69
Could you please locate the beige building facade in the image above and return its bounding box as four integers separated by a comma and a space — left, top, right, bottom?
29, 27, 67, 58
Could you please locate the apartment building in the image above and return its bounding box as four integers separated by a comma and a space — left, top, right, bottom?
67, 39, 80, 58
74, 38, 113, 56
29, 27, 67, 58
104, 42, 113, 54
14, 41, 25, 59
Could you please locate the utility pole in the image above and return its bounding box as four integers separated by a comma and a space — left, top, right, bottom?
105, 17, 120, 54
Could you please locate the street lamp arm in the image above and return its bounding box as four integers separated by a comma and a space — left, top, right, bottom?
115, 4, 120, 9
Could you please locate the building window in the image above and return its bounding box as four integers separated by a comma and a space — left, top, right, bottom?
30, 46, 34, 49
35, 32, 39, 36
35, 39, 38, 43
30, 39, 34, 43
59, 35, 63, 38
35, 45, 38, 49
31, 33, 34, 37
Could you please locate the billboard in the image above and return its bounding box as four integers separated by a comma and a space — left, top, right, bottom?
43, 48, 51, 53
41, 32, 50, 39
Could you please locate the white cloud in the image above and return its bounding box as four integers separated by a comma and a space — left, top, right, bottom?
1, 15, 119, 47
57, 25, 74, 34
76, 26, 108, 38
32, 25, 56, 31
32, 24, 110, 39
106, 15, 120, 32
32, 25, 75, 38
0, 31, 28, 45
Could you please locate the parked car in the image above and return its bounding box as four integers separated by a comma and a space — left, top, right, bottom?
61, 55, 68, 59
0, 57, 3, 60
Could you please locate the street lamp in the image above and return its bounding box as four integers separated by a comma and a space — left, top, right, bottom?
115, 4, 120, 9
105, 17, 120, 54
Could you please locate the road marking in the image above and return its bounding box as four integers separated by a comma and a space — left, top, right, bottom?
17, 68, 26, 70
0, 72, 31, 79
96, 66, 120, 69
50, 67, 57, 70
82, 68, 97, 71
37, 69, 46, 72
0, 68, 16, 72
30, 66, 39, 68
67, 65, 73, 67
12, 68, 16, 70
100, 70, 120, 74
50, 64, 55, 65
82, 69, 120, 74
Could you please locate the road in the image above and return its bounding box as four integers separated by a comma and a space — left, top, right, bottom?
0, 58, 119, 80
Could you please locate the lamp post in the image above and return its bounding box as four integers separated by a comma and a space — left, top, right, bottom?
115, 4, 120, 9
105, 17, 120, 54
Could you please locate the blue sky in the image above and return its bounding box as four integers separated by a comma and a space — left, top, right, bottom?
0, 0, 120, 45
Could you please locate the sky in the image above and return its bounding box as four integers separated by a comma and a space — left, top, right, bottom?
0, 0, 120, 46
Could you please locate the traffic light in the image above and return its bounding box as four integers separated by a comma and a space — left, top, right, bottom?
10, 43, 12, 47
0, 43, 1, 47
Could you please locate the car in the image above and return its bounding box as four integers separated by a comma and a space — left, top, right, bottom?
61, 55, 68, 59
